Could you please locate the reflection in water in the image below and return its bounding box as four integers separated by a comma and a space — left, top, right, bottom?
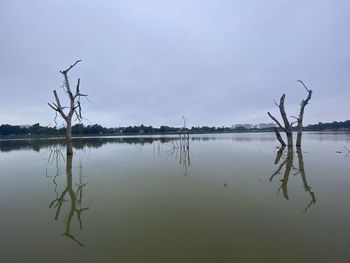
1, 132, 349, 153
0, 137, 177, 152
157, 135, 192, 176
47, 149, 89, 246
0, 134, 289, 153
3, 133, 350, 262
45, 147, 65, 198
296, 147, 317, 212
270, 146, 316, 212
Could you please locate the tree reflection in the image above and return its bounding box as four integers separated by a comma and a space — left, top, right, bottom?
45, 146, 65, 198
156, 135, 192, 176
0, 137, 180, 153
270, 146, 316, 212
48, 149, 89, 246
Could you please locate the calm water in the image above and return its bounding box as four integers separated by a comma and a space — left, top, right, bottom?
1, 132, 350, 263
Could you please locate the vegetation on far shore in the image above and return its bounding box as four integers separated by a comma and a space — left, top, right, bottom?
0, 120, 349, 138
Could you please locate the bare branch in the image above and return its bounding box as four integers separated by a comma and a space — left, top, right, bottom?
74, 78, 81, 99
77, 101, 82, 119
297, 80, 310, 92
53, 90, 67, 119
53, 90, 62, 109
268, 112, 285, 131
60, 60, 82, 75
64, 75, 74, 101
48, 103, 58, 111
279, 94, 289, 128
273, 127, 286, 147
76, 78, 80, 95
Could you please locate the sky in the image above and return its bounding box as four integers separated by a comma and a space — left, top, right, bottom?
0, 0, 349, 128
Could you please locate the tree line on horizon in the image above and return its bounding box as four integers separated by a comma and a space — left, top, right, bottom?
1, 120, 349, 137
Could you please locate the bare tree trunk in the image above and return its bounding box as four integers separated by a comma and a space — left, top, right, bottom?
295, 80, 312, 147
279, 94, 293, 147
66, 118, 73, 155
296, 118, 303, 148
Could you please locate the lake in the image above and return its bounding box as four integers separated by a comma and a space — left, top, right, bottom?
1, 132, 350, 263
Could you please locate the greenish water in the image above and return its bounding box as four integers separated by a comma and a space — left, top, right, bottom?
1, 132, 350, 263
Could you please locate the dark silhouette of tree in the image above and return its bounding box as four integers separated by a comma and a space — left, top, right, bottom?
48, 60, 87, 155
268, 80, 312, 147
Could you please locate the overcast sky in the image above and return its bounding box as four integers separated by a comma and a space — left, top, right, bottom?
0, 0, 349, 127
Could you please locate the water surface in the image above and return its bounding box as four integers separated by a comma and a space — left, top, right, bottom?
1, 132, 349, 262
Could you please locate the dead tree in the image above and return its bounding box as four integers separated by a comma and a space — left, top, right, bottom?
268, 94, 293, 147
268, 80, 312, 148
293, 80, 312, 147
48, 60, 87, 155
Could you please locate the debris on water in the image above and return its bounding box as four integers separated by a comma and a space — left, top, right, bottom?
224, 183, 228, 187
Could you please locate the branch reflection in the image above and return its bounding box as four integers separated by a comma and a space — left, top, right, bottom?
270, 146, 316, 212
156, 134, 192, 176
47, 149, 90, 246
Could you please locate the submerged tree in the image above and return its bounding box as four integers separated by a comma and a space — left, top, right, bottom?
48, 60, 87, 155
268, 80, 312, 147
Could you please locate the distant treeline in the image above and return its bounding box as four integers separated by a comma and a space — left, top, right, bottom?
0, 123, 251, 136
303, 120, 350, 131
0, 120, 349, 137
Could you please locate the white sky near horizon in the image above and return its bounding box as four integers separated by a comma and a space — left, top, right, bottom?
0, 0, 349, 128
